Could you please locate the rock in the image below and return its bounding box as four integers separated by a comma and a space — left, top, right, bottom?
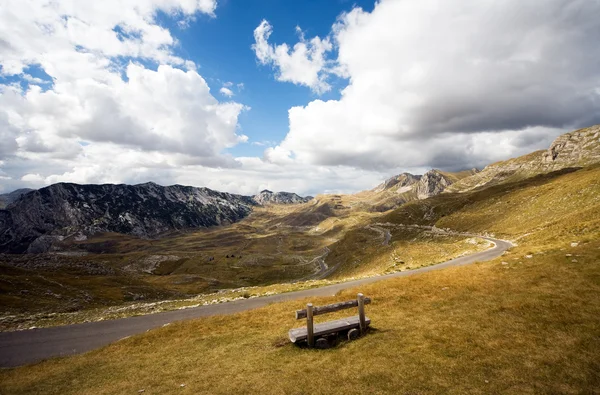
373, 173, 421, 193
571, 242, 579, 247
525, 255, 533, 259
565, 254, 573, 257
252, 190, 313, 205
572, 259, 578, 263
415, 170, 454, 199
0, 182, 257, 253
441, 287, 449, 290
501, 261, 508, 265
445, 125, 600, 193
180, 384, 186, 388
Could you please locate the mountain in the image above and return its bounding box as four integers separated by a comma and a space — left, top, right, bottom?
446, 124, 600, 193
373, 173, 421, 193
0, 188, 34, 209
0, 182, 256, 254
361, 169, 477, 211
252, 190, 313, 205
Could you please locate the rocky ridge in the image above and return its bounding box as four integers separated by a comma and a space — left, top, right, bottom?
0, 188, 34, 209
252, 190, 313, 205
446, 124, 600, 193
0, 182, 257, 254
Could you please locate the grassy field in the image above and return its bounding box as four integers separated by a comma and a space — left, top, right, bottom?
1, 185, 489, 330
1, 164, 599, 393
1, 239, 598, 394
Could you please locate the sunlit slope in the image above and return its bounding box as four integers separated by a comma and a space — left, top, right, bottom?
2, 238, 598, 394
446, 124, 600, 193
324, 165, 600, 278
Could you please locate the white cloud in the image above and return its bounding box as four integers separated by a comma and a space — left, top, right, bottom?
220, 87, 234, 97
2, 0, 599, 199
0, 0, 255, 192
263, 0, 600, 172
252, 20, 333, 94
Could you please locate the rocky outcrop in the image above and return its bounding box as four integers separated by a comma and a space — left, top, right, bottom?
446, 124, 600, 193
0, 182, 256, 254
252, 190, 313, 205
542, 125, 600, 167
415, 170, 454, 199
0, 188, 34, 209
373, 173, 421, 193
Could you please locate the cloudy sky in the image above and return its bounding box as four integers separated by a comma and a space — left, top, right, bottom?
1, 0, 599, 195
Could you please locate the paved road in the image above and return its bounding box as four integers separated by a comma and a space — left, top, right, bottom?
0, 237, 512, 368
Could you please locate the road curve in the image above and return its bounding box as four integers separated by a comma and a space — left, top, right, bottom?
0, 237, 512, 368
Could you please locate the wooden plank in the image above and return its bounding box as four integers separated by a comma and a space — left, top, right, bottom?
306, 303, 314, 348
289, 316, 371, 343
295, 297, 371, 319
358, 293, 366, 334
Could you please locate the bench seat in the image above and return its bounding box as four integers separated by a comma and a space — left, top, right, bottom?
288, 315, 371, 343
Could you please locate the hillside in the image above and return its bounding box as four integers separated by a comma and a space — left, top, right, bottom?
353, 169, 478, 212
1, 166, 599, 394
0, 183, 313, 254
0, 189, 33, 209
253, 190, 313, 205
446, 124, 600, 193
0, 182, 257, 254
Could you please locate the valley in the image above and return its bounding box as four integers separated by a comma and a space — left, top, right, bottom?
1, 125, 599, 333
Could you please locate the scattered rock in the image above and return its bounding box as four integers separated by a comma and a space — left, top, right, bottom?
565, 253, 572, 257
138, 390, 145, 393
501, 262, 508, 265
571, 242, 579, 247
441, 287, 449, 290
572, 259, 578, 263
525, 255, 533, 259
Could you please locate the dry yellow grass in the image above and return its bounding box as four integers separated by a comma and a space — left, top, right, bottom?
1, 240, 598, 394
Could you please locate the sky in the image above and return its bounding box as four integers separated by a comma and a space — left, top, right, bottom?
0, 0, 599, 196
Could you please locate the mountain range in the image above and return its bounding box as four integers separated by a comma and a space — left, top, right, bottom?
1, 124, 598, 254
0, 183, 312, 253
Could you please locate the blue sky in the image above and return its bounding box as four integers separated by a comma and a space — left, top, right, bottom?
163, 0, 375, 157
0, 0, 597, 195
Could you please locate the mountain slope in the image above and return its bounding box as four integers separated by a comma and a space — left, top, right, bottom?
446, 124, 600, 193
252, 190, 313, 205
355, 169, 477, 212
0, 182, 256, 253
0, 189, 34, 209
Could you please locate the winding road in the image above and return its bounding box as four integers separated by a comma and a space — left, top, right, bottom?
0, 236, 512, 368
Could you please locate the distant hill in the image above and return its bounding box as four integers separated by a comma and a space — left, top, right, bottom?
356, 169, 478, 212
0, 188, 34, 209
252, 190, 313, 205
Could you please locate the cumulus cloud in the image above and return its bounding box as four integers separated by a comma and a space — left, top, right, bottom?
252, 20, 333, 94
0, 0, 252, 192
220, 86, 234, 97
265, 0, 600, 171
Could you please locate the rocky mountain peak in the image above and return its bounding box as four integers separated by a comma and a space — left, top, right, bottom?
252, 190, 313, 205
0, 182, 257, 254
415, 169, 454, 199
373, 173, 421, 193
542, 125, 600, 166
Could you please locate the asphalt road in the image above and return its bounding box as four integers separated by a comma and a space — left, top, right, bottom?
0, 237, 512, 368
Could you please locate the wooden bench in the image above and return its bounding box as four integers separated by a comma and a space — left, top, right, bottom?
289, 293, 372, 348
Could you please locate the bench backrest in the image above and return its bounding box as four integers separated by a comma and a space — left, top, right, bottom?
294, 297, 372, 319
295, 293, 371, 347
